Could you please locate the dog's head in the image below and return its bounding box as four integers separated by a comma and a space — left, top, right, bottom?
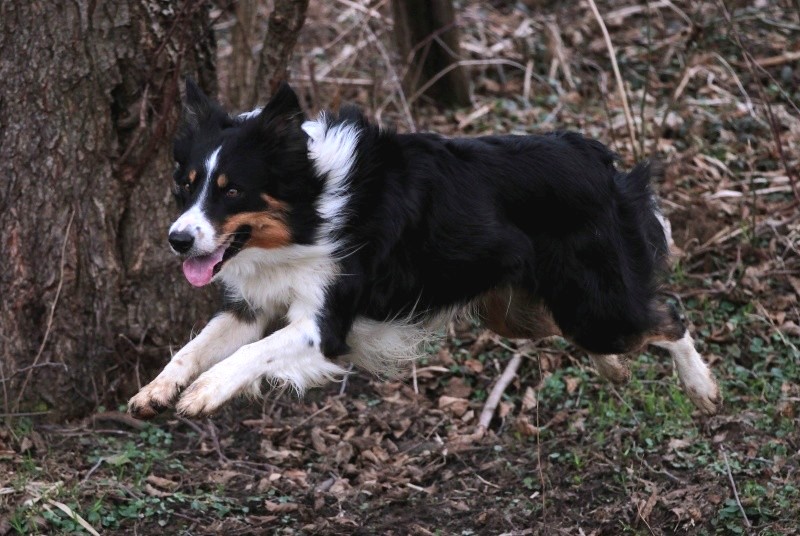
169, 79, 322, 287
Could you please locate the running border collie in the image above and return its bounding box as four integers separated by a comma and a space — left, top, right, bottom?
128, 80, 720, 419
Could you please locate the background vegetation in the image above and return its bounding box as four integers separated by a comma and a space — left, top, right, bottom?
1, 0, 798, 534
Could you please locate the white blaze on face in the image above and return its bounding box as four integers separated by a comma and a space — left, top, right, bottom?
169, 146, 222, 255
169, 146, 232, 288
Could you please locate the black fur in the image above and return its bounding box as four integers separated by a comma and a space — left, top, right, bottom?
312, 110, 670, 356
176, 81, 672, 360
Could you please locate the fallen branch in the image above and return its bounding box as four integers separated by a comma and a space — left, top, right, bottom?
478, 353, 522, 430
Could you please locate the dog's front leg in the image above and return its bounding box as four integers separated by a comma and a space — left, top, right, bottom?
176, 316, 347, 417
129, 312, 267, 419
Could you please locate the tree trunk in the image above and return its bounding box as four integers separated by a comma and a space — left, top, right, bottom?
0, 0, 217, 419
251, 0, 309, 107
223, 0, 309, 112
392, 0, 471, 107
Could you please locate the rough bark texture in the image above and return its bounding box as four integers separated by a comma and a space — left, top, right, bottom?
226, 0, 262, 111
0, 0, 217, 419
251, 0, 309, 107
392, 0, 471, 107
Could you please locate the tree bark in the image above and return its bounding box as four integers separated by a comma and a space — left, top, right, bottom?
0, 0, 217, 419
223, 0, 308, 111
392, 0, 471, 107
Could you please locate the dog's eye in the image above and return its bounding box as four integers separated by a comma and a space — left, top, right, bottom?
225, 188, 240, 198
182, 182, 191, 192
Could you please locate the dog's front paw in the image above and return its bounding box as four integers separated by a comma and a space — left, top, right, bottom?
128, 378, 184, 420
176, 373, 240, 417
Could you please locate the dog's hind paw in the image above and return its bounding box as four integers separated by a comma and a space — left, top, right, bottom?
684, 376, 722, 415
590, 354, 631, 385
128, 379, 183, 420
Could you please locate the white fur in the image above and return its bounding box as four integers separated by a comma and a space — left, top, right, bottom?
177, 320, 347, 415
129, 312, 265, 412
217, 244, 339, 313
302, 114, 360, 242
652, 333, 720, 413
652, 197, 674, 251
169, 117, 364, 415
237, 107, 263, 121
169, 146, 222, 255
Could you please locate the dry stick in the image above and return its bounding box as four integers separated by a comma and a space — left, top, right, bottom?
716, 0, 800, 204
535, 354, 547, 521
0, 362, 10, 426
364, 25, 416, 132
586, 0, 638, 159
478, 353, 521, 430
721, 446, 753, 531
15, 210, 75, 411
407, 59, 531, 106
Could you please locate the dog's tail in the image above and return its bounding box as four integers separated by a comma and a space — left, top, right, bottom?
613, 160, 671, 269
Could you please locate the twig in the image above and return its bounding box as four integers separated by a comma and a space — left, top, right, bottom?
406, 59, 546, 106
536, 353, 547, 520
610, 386, 640, 425
586, 0, 638, 158
338, 363, 354, 395
478, 353, 521, 430
81, 457, 105, 485
16, 209, 74, 410
716, 0, 800, 204
720, 446, 753, 531
754, 50, 800, 68
0, 361, 9, 423
364, 25, 416, 132
206, 420, 229, 464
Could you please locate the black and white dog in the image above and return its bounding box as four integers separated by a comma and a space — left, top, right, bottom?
128, 80, 720, 419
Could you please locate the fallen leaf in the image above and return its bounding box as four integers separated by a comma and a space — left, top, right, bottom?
438, 396, 470, 417
145, 475, 179, 490
264, 501, 298, 513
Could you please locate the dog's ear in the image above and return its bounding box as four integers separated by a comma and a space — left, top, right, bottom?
256, 82, 303, 133
181, 77, 229, 132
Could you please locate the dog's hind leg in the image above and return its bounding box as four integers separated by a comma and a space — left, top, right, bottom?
647, 302, 721, 414
477, 288, 631, 384
589, 354, 631, 385
129, 312, 268, 419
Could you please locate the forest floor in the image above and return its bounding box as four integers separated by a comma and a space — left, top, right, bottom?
2, 1, 799, 534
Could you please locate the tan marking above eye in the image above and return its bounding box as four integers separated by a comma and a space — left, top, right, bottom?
188, 170, 197, 183
217, 174, 228, 189
222, 211, 291, 250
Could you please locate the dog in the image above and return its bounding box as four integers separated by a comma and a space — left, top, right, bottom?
128, 80, 720, 420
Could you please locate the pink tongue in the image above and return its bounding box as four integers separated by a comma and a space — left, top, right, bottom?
182, 246, 226, 287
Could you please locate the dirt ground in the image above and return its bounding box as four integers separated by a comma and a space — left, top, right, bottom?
2, 1, 799, 534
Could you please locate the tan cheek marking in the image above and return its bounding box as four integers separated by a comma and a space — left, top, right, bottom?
217, 174, 228, 189
188, 170, 197, 183
222, 212, 292, 249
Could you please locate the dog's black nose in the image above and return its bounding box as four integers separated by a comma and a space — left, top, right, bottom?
168, 231, 194, 253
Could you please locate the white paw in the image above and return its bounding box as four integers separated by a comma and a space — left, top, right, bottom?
682, 373, 722, 415
175, 371, 245, 417
128, 377, 184, 420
